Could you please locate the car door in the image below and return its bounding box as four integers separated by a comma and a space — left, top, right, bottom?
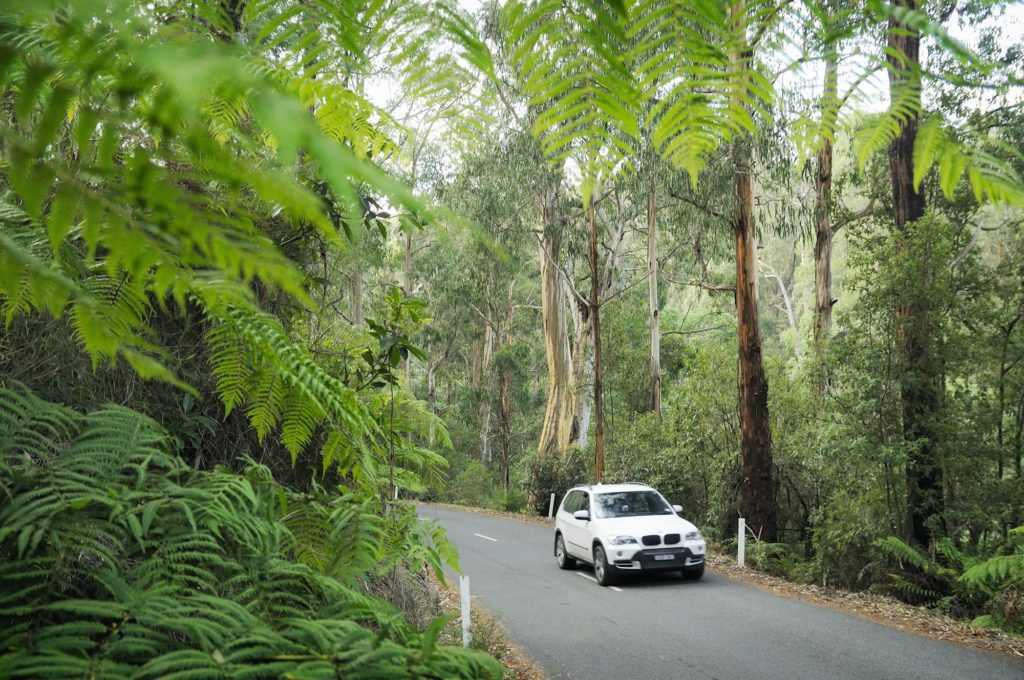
562, 490, 592, 560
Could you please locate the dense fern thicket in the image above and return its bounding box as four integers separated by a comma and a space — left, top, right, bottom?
0, 385, 499, 678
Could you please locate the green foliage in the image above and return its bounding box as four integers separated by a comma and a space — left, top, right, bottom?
523, 447, 588, 516
0, 0, 438, 440
0, 384, 500, 679
505, 0, 641, 196
503, 0, 777, 192
844, 2, 1024, 208
452, 460, 496, 507
872, 536, 966, 605
629, 0, 775, 180
204, 302, 375, 461
960, 527, 1024, 632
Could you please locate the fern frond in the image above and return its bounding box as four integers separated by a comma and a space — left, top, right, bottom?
961, 556, 1024, 587
506, 0, 641, 195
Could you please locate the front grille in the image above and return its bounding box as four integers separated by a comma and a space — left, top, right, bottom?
642, 535, 661, 546
664, 533, 680, 545
643, 547, 682, 555
637, 547, 690, 569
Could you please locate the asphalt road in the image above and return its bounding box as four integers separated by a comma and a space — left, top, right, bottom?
419, 504, 1024, 680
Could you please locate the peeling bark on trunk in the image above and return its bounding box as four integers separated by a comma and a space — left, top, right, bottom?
565, 277, 592, 448
537, 183, 578, 458
888, 0, 944, 546
733, 143, 777, 542
813, 52, 838, 382
480, 321, 495, 463
648, 187, 662, 416
731, 0, 776, 542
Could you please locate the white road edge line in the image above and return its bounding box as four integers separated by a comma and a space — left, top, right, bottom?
575, 572, 621, 591
473, 533, 498, 542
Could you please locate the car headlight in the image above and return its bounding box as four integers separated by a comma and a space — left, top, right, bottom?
685, 531, 703, 541
607, 535, 638, 545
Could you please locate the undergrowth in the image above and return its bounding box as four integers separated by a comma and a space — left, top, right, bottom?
0, 384, 501, 678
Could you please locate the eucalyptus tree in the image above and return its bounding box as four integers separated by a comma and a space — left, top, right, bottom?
836, 1, 1024, 545
505, 0, 644, 481
500, 0, 782, 531
424, 129, 544, 469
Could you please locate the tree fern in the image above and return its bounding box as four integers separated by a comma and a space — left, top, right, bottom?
629, 0, 776, 181
202, 301, 376, 462
505, 0, 641, 197
0, 0, 431, 391
0, 385, 500, 678
842, 2, 1024, 207
961, 527, 1024, 594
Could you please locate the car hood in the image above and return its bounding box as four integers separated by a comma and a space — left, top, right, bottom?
598, 514, 699, 537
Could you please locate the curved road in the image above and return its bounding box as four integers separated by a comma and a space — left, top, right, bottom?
419, 504, 1024, 680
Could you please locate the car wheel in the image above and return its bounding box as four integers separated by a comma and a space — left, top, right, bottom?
593, 545, 617, 586
682, 564, 704, 580
555, 534, 576, 570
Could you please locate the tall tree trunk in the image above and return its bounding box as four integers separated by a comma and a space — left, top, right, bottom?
813, 50, 838, 388
588, 194, 605, 483
887, 0, 944, 546
537, 183, 578, 457
480, 321, 495, 463
576, 204, 626, 446
499, 365, 513, 492
647, 186, 662, 415
730, 0, 777, 541
576, 353, 594, 447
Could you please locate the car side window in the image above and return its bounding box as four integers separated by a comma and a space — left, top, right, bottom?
562, 490, 580, 514
578, 492, 590, 514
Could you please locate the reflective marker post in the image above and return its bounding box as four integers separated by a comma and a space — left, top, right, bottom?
548, 493, 556, 518
738, 518, 746, 569
460, 575, 471, 647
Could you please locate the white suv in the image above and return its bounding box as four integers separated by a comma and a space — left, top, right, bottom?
553, 483, 707, 585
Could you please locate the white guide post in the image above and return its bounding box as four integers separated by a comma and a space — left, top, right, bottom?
548, 493, 556, 518
460, 574, 471, 647
738, 518, 746, 569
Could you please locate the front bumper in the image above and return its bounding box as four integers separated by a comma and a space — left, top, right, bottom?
609, 545, 705, 571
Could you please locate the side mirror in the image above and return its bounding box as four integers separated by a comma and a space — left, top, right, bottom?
672, 505, 683, 514
573, 509, 591, 521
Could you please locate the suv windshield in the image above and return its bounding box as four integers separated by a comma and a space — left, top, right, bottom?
593, 491, 672, 518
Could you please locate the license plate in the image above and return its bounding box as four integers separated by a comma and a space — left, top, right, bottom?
654, 554, 674, 561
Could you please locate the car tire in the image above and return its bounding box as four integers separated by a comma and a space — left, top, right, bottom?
593, 545, 617, 586
682, 563, 705, 580
555, 534, 576, 570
